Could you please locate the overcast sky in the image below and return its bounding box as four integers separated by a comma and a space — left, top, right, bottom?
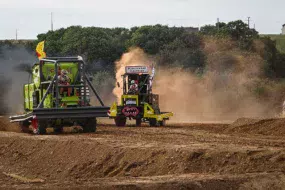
0, 0, 284, 39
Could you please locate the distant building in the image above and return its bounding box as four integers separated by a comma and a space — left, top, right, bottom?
282, 24, 285, 35
184, 27, 199, 33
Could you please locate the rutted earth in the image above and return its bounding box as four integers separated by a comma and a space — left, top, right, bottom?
1, 116, 285, 189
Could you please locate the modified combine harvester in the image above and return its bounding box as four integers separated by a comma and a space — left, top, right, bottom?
108, 66, 173, 127
9, 56, 110, 134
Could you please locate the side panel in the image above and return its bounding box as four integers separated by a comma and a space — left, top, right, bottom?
24, 83, 35, 111
43, 89, 52, 108
143, 103, 174, 121
24, 84, 29, 110
108, 102, 118, 117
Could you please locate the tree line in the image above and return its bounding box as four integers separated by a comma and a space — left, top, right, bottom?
0, 20, 284, 78
32, 25, 205, 74
29, 20, 284, 78
1, 20, 285, 114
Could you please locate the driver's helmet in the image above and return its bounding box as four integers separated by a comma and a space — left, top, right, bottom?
61, 69, 68, 75
131, 80, 135, 84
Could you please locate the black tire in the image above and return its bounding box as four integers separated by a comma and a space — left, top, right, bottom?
33, 120, 47, 135
158, 120, 166, 127
149, 118, 157, 127
136, 118, 142, 127
83, 118, 97, 133
19, 120, 30, 133
54, 126, 64, 133
115, 117, 126, 127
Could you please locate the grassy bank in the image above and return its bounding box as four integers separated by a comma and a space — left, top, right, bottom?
261, 34, 285, 53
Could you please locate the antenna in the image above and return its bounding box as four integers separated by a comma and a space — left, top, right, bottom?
217, 18, 220, 31
16, 29, 18, 40
51, 12, 54, 31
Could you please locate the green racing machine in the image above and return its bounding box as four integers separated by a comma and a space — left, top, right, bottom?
9, 56, 110, 134
108, 66, 173, 127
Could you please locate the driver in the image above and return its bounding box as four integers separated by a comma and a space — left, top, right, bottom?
58, 69, 71, 96
129, 80, 138, 94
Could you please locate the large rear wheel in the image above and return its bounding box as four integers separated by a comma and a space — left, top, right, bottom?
33, 120, 47, 135
19, 120, 30, 133
115, 116, 126, 127
83, 118, 97, 133
54, 126, 64, 133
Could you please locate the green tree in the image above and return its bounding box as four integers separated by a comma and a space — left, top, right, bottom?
260, 36, 285, 78
159, 32, 205, 72
200, 25, 218, 36
127, 24, 185, 54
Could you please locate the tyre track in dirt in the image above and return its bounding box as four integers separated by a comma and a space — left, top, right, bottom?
1, 117, 285, 189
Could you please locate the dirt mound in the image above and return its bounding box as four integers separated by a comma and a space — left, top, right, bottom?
0, 116, 20, 132
230, 117, 261, 127
0, 126, 285, 180
226, 117, 285, 136
1, 123, 285, 189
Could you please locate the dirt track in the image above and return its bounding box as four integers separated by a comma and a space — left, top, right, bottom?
1, 117, 285, 189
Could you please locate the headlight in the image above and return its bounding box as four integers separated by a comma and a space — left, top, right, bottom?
126, 99, 136, 105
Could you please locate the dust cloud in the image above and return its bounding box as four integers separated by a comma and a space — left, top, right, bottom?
112, 47, 154, 103
0, 45, 37, 114
113, 47, 277, 123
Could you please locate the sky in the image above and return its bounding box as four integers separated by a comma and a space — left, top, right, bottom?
0, 0, 284, 39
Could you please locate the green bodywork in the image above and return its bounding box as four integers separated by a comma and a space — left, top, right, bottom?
23, 62, 86, 112
24, 83, 35, 110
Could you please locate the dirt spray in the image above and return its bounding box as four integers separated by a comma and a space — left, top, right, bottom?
112, 46, 277, 123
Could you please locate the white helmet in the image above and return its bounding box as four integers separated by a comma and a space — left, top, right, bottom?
61, 69, 68, 75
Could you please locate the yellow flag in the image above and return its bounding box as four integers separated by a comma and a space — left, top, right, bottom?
36, 41, 46, 59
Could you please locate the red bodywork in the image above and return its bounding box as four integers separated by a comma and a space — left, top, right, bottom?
122, 106, 139, 117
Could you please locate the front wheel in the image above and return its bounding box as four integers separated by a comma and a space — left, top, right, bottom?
115, 116, 126, 127
136, 118, 142, 127
158, 120, 166, 127
149, 118, 157, 127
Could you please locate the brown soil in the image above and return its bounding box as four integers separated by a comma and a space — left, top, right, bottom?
1, 116, 285, 189
226, 117, 285, 136
0, 116, 20, 132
